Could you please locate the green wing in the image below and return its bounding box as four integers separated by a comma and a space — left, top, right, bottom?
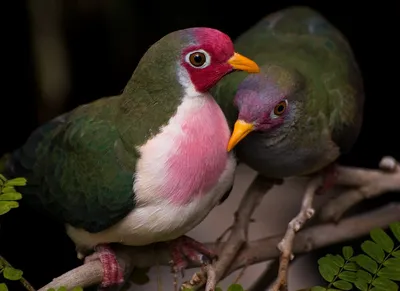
213, 6, 364, 152
5, 96, 136, 233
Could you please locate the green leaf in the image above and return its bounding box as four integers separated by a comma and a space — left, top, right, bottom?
333, 280, 352, 290
46, 289, 55, 291
71, 288, 83, 291
344, 262, 359, 271
3, 266, 23, 280
215, 287, 223, 291
371, 277, 399, 291
318, 256, 341, 273
392, 251, 400, 258
338, 271, 357, 282
355, 254, 378, 273
390, 222, 400, 243
330, 255, 345, 268
318, 264, 337, 282
0, 283, 8, 291
227, 284, 244, 291
0, 174, 7, 182
0, 192, 22, 201
370, 228, 394, 253
349, 256, 358, 262
356, 270, 373, 283
57, 287, 67, 291
361, 240, 385, 263
384, 257, 400, 268
1, 186, 16, 194
4, 178, 27, 187
318, 256, 331, 266
311, 287, 327, 291
342, 246, 354, 260
354, 279, 368, 291
0, 201, 19, 215
378, 266, 400, 281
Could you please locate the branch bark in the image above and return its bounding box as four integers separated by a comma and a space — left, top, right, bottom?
182, 175, 275, 291
0, 254, 36, 291
319, 156, 400, 222
247, 259, 281, 291
38, 157, 400, 291
270, 176, 321, 291
38, 203, 400, 291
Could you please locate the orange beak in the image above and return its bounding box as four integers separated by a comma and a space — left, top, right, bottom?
227, 120, 255, 152
227, 52, 260, 73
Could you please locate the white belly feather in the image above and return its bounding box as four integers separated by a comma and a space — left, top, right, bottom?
66, 95, 237, 250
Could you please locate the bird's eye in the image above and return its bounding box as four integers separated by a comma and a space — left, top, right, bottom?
185, 50, 210, 68
271, 100, 288, 118
190, 52, 206, 66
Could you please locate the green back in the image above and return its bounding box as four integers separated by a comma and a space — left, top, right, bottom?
6, 97, 135, 232
213, 6, 364, 151
5, 30, 189, 233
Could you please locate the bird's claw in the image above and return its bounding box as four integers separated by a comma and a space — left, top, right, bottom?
83, 244, 124, 288
168, 235, 217, 277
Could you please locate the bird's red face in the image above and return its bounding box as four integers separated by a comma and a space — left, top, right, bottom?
181, 28, 260, 93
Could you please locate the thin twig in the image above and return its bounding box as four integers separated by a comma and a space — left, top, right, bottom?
233, 259, 249, 284
203, 264, 217, 291
183, 175, 275, 291
320, 156, 400, 222
38, 158, 400, 291
215, 226, 233, 246
215, 219, 256, 247
0, 254, 36, 291
270, 176, 321, 291
38, 203, 400, 291
248, 259, 281, 291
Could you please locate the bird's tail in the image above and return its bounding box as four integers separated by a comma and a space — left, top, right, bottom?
0, 113, 69, 212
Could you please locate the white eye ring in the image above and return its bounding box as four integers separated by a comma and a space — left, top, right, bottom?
185, 49, 211, 69
270, 99, 288, 119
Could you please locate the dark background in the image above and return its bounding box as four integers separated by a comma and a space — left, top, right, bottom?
2, 0, 399, 290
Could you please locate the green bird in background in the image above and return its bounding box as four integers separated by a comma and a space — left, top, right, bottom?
213, 6, 364, 192
4, 27, 260, 288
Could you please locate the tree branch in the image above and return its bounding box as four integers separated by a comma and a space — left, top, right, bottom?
38, 203, 400, 291
247, 259, 281, 291
38, 158, 400, 291
0, 254, 36, 291
270, 176, 321, 291
182, 175, 275, 291
319, 156, 400, 222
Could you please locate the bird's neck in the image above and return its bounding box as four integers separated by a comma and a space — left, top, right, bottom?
115, 78, 182, 158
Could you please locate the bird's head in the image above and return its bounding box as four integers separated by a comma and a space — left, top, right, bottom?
179, 27, 260, 92
227, 66, 304, 151
126, 28, 259, 97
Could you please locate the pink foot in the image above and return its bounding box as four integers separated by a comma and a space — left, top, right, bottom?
168, 235, 217, 276
84, 244, 124, 288
316, 164, 338, 195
